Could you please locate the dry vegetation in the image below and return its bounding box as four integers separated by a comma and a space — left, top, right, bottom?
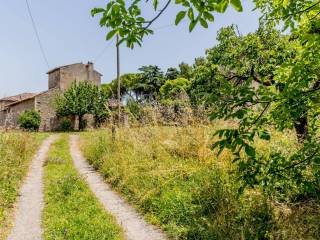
0, 131, 48, 240
81, 125, 320, 240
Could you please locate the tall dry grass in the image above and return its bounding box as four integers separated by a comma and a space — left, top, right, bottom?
81, 125, 319, 239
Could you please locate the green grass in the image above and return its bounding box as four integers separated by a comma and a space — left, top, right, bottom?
42, 134, 123, 240
81, 126, 320, 240
0, 132, 48, 240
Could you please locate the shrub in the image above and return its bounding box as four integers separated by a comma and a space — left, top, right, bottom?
57, 118, 73, 132
18, 110, 41, 131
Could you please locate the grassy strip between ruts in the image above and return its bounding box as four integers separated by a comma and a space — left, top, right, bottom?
42, 134, 123, 240
0, 132, 49, 240
43, 135, 122, 240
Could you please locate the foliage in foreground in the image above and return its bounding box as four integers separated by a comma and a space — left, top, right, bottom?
18, 110, 41, 131
43, 135, 123, 240
199, 2, 320, 193
81, 127, 320, 240
92, 0, 243, 48
0, 132, 48, 240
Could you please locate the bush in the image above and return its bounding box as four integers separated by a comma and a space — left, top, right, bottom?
18, 110, 41, 131
57, 118, 73, 132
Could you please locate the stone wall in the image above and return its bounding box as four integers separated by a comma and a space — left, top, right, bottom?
48, 69, 60, 89
0, 110, 6, 127
0, 100, 14, 110
35, 88, 60, 131
51, 63, 101, 91
93, 71, 102, 86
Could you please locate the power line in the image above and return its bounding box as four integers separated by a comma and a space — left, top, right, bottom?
93, 21, 183, 63
153, 23, 175, 30
154, 19, 188, 30
25, 0, 50, 69
93, 36, 116, 64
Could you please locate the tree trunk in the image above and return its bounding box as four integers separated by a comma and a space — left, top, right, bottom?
74, 115, 79, 131
294, 114, 308, 143
78, 115, 83, 131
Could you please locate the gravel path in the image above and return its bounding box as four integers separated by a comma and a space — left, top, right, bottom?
7, 135, 58, 240
69, 135, 167, 240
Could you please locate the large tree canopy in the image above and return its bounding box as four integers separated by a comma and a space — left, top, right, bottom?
197, 1, 320, 194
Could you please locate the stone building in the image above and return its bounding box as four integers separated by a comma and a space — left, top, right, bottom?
0, 62, 102, 131
0, 93, 38, 111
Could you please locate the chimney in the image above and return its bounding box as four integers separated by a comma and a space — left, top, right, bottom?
86, 62, 94, 82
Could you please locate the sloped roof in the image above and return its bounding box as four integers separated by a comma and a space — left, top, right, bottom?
47, 62, 103, 76
3, 90, 50, 108
0, 93, 38, 102
47, 63, 82, 74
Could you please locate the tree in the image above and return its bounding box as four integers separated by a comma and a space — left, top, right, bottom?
56, 81, 108, 130
193, 57, 206, 68
92, 89, 110, 127
131, 65, 165, 101
102, 73, 142, 100
91, 0, 244, 48
18, 110, 41, 131
165, 67, 180, 80
204, 0, 320, 194
160, 78, 190, 100
189, 63, 218, 106
101, 82, 114, 99
179, 62, 193, 80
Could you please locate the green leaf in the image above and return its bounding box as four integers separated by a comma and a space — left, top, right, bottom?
91, 8, 105, 17
203, 12, 214, 22
189, 20, 197, 32
106, 29, 118, 40
216, 1, 229, 13
153, 0, 158, 10
175, 11, 186, 25
200, 18, 208, 28
259, 131, 271, 141
188, 8, 194, 21
230, 0, 243, 12
245, 145, 256, 157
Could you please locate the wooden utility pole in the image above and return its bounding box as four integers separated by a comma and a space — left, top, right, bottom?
117, 34, 121, 126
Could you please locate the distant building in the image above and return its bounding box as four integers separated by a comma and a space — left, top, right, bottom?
0, 62, 102, 131
0, 93, 37, 111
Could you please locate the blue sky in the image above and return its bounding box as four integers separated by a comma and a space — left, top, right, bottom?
0, 0, 260, 97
